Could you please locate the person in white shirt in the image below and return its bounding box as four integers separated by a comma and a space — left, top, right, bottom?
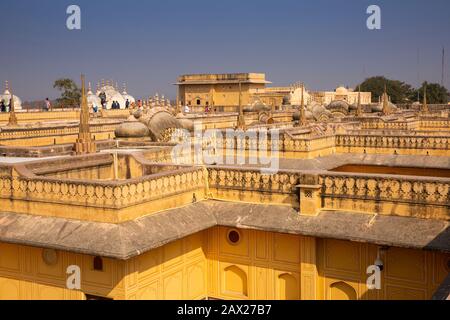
45, 98, 51, 111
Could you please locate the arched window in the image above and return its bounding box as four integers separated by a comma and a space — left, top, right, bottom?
93, 256, 103, 271
329, 281, 357, 300
196, 99, 201, 105
224, 265, 248, 297
278, 273, 299, 300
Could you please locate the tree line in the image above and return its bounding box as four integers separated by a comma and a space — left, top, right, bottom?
356, 76, 449, 104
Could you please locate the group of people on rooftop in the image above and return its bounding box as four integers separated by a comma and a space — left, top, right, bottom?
0, 99, 11, 112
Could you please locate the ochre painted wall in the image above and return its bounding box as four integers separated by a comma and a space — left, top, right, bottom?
0, 228, 448, 300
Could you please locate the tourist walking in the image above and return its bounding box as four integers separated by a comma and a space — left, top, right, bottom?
45, 98, 51, 111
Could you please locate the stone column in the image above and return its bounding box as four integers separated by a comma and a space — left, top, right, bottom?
300, 236, 318, 300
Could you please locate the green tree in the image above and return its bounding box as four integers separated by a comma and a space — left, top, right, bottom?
356, 76, 415, 104
53, 78, 81, 108
413, 82, 449, 104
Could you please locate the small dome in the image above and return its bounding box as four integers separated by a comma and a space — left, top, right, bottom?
311, 104, 326, 114
335, 86, 348, 95
372, 100, 397, 113
115, 121, 150, 138
140, 107, 183, 141
327, 100, 350, 111
0, 84, 23, 111
292, 109, 313, 121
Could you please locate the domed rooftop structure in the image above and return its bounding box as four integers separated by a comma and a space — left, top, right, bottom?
243, 97, 271, 113
309, 104, 330, 120
140, 107, 183, 142
0, 81, 22, 111
372, 100, 397, 113
115, 121, 150, 139
335, 86, 348, 95
326, 100, 350, 117
327, 100, 350, 110
106, 92, 126, 110
96, 79, 133, 110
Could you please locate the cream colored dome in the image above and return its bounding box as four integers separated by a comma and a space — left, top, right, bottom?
328, 100, 350, 110
0, 89, 22, 111
140, 107, 183, 142
106, 92, 126, 110
115, 121, 150, 138
335, 86, 348, 95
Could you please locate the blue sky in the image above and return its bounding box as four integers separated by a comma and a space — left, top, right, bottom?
1, 0, 449, 101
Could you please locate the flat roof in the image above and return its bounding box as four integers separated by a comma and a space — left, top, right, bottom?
175, 73, 272, 85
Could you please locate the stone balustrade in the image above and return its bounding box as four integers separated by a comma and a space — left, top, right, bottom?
360, 119, 419, 130
336, 134, 450, 151
420, 119, 450, 129
206, 165, 450, 219
0, 165, 205, 210
0, 109, 130, 124
319, 172, 450, 219
0, 123, 120, 141
208, 166, 300, 194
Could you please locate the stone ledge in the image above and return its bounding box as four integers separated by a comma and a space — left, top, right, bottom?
0, 200, 448, 260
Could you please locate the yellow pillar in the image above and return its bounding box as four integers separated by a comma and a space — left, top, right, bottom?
300, 236, 318, 300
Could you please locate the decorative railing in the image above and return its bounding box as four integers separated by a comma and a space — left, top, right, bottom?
282, 135, 335, 152
207, 167, 301, 195
319, 173, 450, 207
360, 119, 419, 130
420, 119, 450, 129
215, 132, 335, 153
336, 134, 450, 150
0, 166, 205, 209
0, 123, 120, 140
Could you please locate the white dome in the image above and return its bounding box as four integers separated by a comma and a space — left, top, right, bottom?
335, 86, 348, 95
106, 92, 126, 110
97, 81, 135, 109
0, 89, 22, 111
100, 85, 116, 92
87, 94, 101, 109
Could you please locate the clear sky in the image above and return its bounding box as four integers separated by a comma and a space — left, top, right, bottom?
1, 0, 449, 101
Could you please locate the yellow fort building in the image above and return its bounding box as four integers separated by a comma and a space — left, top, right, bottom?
0, 74, 448, 300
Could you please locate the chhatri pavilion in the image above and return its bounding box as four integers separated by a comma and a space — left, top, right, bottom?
0, 73, 448, 300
